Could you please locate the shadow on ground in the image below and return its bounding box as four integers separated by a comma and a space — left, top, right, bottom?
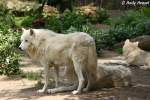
1, 53, 150, 100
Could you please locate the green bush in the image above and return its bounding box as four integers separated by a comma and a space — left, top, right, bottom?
66, 8, 150, 53
0, 5, 21, 76
0, 4, 15, 28
45, 15, 62, 32
141, 7, 150, 17
21, 16, 35, 27
103, 7, 150, 48
114, 8, 150, 27
45, 10, 87, 32
0, 29, 21, 76
20, 8, 110, 31
61, 10, 87, 31
81, 24, 103, 54
95, 8, 110, 24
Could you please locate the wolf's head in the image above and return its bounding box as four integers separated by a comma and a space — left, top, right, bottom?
19, 28, 35, 51
123, 39, 139, 55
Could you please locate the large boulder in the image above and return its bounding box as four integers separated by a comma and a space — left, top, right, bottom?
114, 35, 150, 50
138, 36, 150, 52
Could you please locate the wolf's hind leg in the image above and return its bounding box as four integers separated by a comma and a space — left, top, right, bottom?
72, 60, 85, 94
83, 73, 92, 92
54, 66, 59, 87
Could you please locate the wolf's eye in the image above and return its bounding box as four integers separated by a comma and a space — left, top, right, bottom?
25, 40, 28, 42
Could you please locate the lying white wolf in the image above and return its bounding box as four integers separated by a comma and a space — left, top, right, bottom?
96, 64, 132, 88
19, 28, 97, 94
123, 39, 150, 69
47, 63, 132, 93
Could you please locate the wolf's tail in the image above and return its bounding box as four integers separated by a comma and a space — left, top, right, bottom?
87, 43, 98, 81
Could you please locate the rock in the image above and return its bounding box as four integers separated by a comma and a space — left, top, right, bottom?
130, 35, 150, 52
138, 37, 150, 52
114, 35, 150, 49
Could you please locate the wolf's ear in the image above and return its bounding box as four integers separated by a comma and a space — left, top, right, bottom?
30, 29, 35, 36
134, 41, 139, 46
21, 28, 26, 32
125, 39, 130, 43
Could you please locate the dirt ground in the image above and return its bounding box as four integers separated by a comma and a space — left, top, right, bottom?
1, 53, 150, 100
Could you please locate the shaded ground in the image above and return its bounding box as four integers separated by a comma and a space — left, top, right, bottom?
1, 53, 150, 100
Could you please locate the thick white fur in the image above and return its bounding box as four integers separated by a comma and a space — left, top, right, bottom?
123, 39, 150, 69
96, 64, 132, 88
19, 28, 97, 94
46, 63, 132, 93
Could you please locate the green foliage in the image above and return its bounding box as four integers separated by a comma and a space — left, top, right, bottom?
95, 8, 110, 23
45, 10, 87, 32
108, 25, 133, 42
141, 7, 150, 17
65, 7, 150, 54
0, 5, 21, 76
20, 7, 110, 31
20, 14, 45, 28
0, 4, 15, 28
45, 15, 62, 32
21, 16, 36, 27
62, 7, 150, 54
61, 10, 87, 31
81, 24, 103, 54
82, 24, 117, 51
19, 6, 109, 30
0, 29, 21, 76
104, 7, 150, 48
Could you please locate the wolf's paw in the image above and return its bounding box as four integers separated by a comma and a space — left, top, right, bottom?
47, 89, 56, 94
37, 89, 45, 93
72, 90, 81, 95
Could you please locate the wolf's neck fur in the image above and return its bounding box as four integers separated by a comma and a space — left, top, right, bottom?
26, 43, 45, 60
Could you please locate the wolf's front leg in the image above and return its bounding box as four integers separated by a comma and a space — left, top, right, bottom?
37, 64, 49, 93
54, 66, 59, 87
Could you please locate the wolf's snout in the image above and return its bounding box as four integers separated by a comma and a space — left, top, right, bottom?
19, 46, 23, 51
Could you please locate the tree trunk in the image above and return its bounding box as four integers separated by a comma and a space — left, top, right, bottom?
39, 0, 47, 13
100, 0, 103, 8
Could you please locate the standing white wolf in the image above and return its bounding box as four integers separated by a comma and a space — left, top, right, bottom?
19, 28, 97, 94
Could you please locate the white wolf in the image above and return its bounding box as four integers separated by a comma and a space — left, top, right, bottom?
123, 39, 150, 69
46, 63, 132, 93
19, 28, 97, 94
95, 64, 132, 88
